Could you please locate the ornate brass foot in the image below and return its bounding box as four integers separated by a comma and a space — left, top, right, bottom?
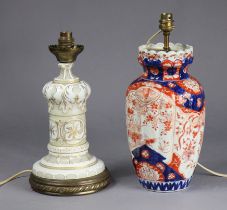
29, 168, 111, 196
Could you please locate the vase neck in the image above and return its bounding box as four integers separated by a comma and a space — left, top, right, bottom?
54, 63, 79, 83
138, 42, 193, 81
141, 59, 191, 81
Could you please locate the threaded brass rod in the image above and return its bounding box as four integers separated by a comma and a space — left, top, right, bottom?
163, 32, 170, 51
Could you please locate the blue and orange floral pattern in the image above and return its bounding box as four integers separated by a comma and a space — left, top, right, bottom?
126, 43, 205, 192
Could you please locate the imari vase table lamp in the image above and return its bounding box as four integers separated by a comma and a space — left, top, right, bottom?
29, 32, 111, 195
126, 13, 206, 192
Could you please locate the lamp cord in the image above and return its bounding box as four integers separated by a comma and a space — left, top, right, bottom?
0, 169, 32, 186
197, 163, 227, 177
146, 29, 162, 45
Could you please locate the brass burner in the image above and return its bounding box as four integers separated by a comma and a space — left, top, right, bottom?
49, 32, 84, 63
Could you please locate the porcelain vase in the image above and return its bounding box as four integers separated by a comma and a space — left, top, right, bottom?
126, 42, 205, 192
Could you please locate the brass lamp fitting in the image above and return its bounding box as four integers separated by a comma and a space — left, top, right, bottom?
49, 32, 84, 63
159, 13, 174, 51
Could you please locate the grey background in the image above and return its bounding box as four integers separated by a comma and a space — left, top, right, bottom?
0, 0, 227, 209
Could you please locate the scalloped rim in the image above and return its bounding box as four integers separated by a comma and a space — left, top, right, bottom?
138, 42, 193, 61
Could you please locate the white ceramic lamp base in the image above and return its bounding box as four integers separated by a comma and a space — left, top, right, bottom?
30, 62, 110, 195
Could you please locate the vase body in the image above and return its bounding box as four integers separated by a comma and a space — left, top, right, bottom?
126, 43, 205, 192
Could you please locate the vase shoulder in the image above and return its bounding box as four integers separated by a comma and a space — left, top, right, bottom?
127, 74, 205, 112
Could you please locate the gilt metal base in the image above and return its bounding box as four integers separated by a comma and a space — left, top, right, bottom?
29, 168, 111, 196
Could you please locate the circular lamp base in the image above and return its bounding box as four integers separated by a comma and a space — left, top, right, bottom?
29, 168, 111, 196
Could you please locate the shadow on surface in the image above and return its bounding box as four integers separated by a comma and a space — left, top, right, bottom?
108, 160, 142, 190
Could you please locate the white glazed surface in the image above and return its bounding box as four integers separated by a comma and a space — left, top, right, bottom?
32, 63, 106, 180
138, 42, 193, 62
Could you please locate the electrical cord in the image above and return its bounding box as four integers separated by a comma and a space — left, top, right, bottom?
146, 29, 162, 45
0, 169, 32, 186
197, 163, 227, 177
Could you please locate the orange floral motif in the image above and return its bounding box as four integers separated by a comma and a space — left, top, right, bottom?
182, 141, 196, 161
146, 114, 153, 122
165, 102, 172, 108
150, 68, 159, 75
163, 120, 172, 132
151, 119, 159, 131
169, 153, 181, 172
141, 150, 150, 159
132, 100, 137, 106
127, 108, 134, 115
151, 103, 158, 109
128, 131, 141, 143
145, 138, 156, 145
